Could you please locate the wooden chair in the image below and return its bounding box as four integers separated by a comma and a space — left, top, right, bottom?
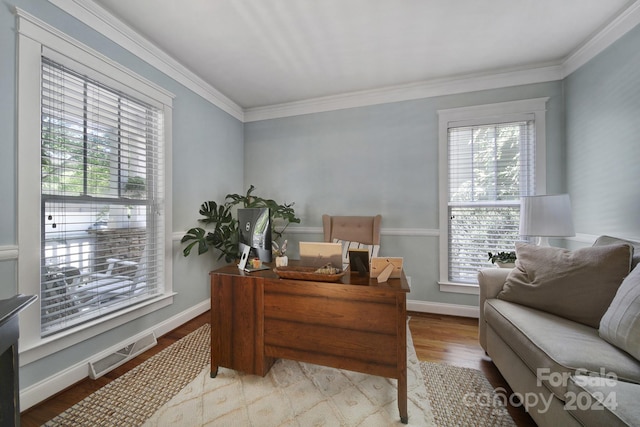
321, 214, 382, 265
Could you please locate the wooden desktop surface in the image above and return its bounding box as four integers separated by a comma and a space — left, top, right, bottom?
210, 262, 410, 423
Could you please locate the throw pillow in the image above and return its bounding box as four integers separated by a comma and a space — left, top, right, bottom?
593, 235, 640, 270
497, 242, 632, 328
599, 265, 640, 360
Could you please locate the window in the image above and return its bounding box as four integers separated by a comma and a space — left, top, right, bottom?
40, 58, 164, 335
438, 99, 547, 290
17, 9, 173, 360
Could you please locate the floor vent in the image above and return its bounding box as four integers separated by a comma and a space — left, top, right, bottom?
88, 332, 157, 379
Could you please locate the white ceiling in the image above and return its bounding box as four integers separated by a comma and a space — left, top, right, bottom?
91, 0, 636, 110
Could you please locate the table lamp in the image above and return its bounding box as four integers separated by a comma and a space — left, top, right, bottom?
519, 194, 575, 246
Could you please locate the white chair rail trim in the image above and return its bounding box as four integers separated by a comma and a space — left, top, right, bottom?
0, 246, 19, 261
285, 226, 440, 237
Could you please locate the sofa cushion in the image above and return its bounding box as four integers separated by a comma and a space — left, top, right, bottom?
484, 298, 640, 401
599, 265, 640, 361
567, 375, 640, 427
497, 242, 632, 327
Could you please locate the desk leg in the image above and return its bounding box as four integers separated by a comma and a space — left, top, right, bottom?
399, 375, 408, 424
398, 295, 408, 424
210, 366, 218, 378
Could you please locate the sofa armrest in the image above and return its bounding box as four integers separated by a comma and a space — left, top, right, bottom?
478, 268, 511, 351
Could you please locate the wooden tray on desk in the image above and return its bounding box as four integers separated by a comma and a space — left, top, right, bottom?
273, 266, 346, 282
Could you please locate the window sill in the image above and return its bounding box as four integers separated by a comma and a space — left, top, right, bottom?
438, 281, 480, 295
20, 292, 176, 366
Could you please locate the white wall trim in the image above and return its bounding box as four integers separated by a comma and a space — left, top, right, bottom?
175, 226, 439, 238
382, 228, 439, 237
568, 233, 600, 245
47, 0, 640, 123
562, 1, 640, 78
20, 299, 210, 411
20, 294, 176, 365
174, 229, 637, 244
244, 65, 563, 122
437, 98, 549, 286
284, 226, 321, 235
285, 226, 439, 237
70, 226, 439, 254
46, 0, 244, 121
568, 233, 640, 245
438, 282, 480, 296
0, 246, 19, 261
16, 7, 177, 364
172, 231, 185, 242
408, 299, 479, 319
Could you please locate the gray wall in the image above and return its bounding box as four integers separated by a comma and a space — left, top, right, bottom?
1, 0, 243, 389
4, 0, 638, 400
565, 23, 640, 240
245, 82, 566, 305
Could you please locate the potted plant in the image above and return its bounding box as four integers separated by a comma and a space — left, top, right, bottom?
487, 251, 517, 268
272, 239, 288, 267
181, 185, 300, 263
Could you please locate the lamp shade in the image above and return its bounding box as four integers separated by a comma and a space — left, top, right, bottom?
519, 194, 575, 237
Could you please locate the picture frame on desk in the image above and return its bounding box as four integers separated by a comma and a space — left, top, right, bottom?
348, 248, 370, 275
370, 257, 403, 279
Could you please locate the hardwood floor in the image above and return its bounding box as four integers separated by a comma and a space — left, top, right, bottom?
21, 311, 536, 426
409, 312, 536, 427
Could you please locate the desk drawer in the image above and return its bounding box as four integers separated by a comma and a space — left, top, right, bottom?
264, 279, 402, 378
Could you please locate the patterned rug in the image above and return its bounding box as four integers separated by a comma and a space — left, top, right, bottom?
420, 362, 516, 427
44, 323, 515, 426
44, 325, 211, 426
142, 325, 434, 426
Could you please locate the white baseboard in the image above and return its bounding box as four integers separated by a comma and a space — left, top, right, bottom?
407, 299, 479, 318
20, 299, 210, 411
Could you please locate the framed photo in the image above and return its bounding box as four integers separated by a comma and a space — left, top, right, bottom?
370, 257, 403, 279
348, 248, 370, 275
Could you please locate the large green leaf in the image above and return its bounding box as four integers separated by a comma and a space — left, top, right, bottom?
182, 185, 300, 261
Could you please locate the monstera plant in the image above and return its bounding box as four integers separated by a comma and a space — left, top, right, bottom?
181, 185, 300, 263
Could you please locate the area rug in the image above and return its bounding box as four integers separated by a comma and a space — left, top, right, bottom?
142, 327, 434, 426
420, 362, 516, 427
44, 325, 211, 427
44, 323, 515, 427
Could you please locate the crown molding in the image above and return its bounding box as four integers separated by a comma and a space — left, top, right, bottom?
47, 0, 244, 121
49, 0, 640, 123
562, 0, 640, 78
244, 65, 563, 122
245, 1, 640, 122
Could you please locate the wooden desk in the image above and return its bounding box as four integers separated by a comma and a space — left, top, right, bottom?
210, 264, 410, 423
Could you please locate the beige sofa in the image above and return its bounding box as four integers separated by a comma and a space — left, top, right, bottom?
478, 236, 640, 426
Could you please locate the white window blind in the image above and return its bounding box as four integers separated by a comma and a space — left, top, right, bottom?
40, 57, 165, 336
447, 120, 535, 283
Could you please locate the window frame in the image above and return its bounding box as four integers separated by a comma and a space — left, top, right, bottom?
437, 98, 548, 294
17, 9, 174, 364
